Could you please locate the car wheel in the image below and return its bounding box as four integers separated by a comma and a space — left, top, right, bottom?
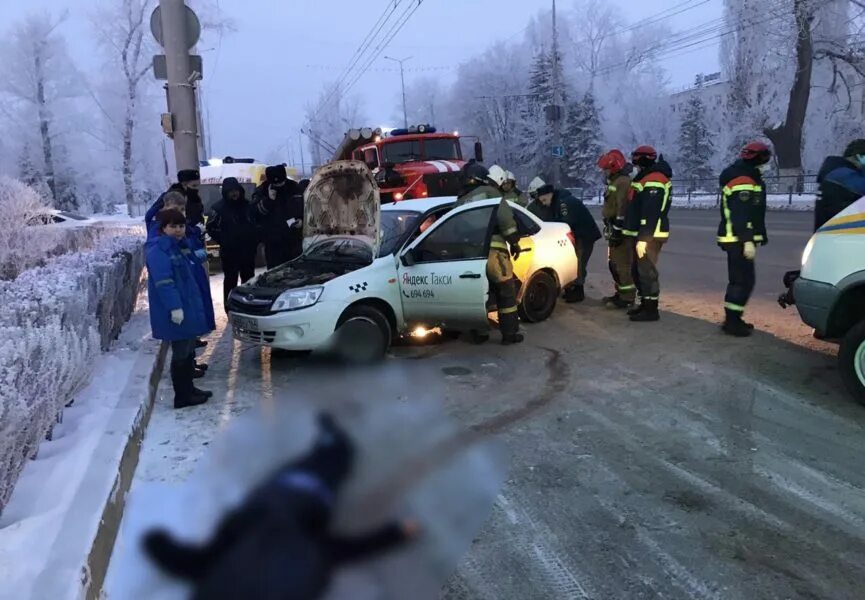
335, 305, 392, 363
518, 271, 558, 323
839, 319, 865, 405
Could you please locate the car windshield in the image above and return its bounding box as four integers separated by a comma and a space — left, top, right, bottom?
304, 238, 373, 264
423, 138, 460, 160
382, 140, 421, 164
379, 210, 420, 256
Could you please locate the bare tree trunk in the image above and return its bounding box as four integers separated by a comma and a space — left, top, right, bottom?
123, 81, 136, 216
763, 0, 813, 178
34, 50, 57, 203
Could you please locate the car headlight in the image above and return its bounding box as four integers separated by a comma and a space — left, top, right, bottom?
271, 286, 323, 312
801, 236, 815, 267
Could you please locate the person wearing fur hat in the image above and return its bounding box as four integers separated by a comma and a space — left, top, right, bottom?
253, 165, 303, 269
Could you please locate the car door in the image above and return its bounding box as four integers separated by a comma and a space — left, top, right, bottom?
398, 205, 495, 327
510, 206, 540, 286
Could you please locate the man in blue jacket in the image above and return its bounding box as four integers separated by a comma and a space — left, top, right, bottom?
815, 139, 865, 231
527, 179, 602, 302
146, 192, 216, 371
146, 209, 214, 409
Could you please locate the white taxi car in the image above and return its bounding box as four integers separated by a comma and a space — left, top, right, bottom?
227, 161, 579, 360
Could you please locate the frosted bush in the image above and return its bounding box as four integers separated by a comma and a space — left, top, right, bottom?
0, 234, 144, 513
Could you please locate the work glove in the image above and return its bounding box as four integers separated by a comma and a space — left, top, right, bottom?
636, 240, 648, 259
743, 241, 756, 260
170, 309, 184, 325
510, 244, 522, 260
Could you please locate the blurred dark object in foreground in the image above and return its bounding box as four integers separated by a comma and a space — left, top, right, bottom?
143, 413, 419, 600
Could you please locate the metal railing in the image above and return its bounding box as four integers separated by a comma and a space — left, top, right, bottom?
569, 173, 818, 207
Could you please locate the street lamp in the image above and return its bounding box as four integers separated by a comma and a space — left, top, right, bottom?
384, 55, 412, 129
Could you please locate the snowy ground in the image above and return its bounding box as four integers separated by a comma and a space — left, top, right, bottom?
0, 302, 160, 600
103, 277, 507, 600
108, 209, 865, 599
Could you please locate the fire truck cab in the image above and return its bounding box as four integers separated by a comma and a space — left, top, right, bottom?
333, 125, 483, 203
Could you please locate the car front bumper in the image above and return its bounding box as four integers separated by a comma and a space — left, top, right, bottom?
793, 277, 837, 335
229, 300, 346, 350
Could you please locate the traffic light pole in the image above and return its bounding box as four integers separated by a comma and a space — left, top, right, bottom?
160, 0, 200, 171
551, 0, 563, 187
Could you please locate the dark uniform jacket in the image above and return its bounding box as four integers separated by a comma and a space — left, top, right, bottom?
717, 159, 767, 246
624, 159, 673, 241
253, 181, 303, 251
815, 156, 865, 231
205, 180, 260, 254
530, 189, 601, 241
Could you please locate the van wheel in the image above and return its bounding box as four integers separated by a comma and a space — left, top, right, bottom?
839, 319, 865, 405
518, 272, 558, 323
335, 305, 392, 363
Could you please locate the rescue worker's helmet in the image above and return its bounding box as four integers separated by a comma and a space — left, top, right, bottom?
740, 141, 772, 165
461, 161, 490, 187
505, 170, 517, 183
487, 165, 508, 187
631, 145, 658, 167
597, 150, 627, 173
527, 176, 546, 198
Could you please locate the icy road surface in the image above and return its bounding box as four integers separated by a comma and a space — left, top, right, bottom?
107, 210, 865, 600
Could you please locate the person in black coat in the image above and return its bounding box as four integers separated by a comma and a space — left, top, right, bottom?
814, 139, 865, 231
206, 177, 261, 305
253, 165, 303, 269
528, 181, 602, 302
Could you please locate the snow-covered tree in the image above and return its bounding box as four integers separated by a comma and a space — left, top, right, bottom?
564, 91, 602, 186
90, 0, 159, 216
677, 94, 715, 184
0, 12, 84, 206
518, 47, 564, 181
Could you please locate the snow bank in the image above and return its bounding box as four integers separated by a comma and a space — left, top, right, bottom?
0, 234, 145, 513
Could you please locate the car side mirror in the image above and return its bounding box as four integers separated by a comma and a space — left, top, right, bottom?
474, 141, 483, 163
401, 248, 417, 267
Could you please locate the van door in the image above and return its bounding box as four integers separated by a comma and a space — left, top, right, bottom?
398, 205, 495, 327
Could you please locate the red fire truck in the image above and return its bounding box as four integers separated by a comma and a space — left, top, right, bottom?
332, 124, 483, 203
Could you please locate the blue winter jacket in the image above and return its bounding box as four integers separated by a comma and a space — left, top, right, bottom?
146, 235, 211, 341
146, 222, 215, 331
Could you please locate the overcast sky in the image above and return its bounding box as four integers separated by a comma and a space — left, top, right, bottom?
3, 0, 722, 167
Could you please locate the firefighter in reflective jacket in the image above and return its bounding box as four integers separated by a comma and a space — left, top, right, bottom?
597, 149, 637, 309
623, 146, 673, 322
718, 141, 771, 337
455, 162, 524, 345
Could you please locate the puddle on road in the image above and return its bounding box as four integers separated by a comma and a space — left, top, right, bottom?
442, 366, 473, 377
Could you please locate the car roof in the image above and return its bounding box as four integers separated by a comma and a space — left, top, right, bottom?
382, 196, 459, 213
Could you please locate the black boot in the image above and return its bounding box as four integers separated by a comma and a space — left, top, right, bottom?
722, 310, 753, 337
607, 296, 634, 310
630, 299, 659, 322
195, 339, 208, 349
627, 303, 644, 316
499, 311, 524, 345
193, 365, 206, 379
187, 356, 213, 399
601, 292, 619, 305
564, 284, 585, 303
194, 361, 209, 372
172, 362, 207, 409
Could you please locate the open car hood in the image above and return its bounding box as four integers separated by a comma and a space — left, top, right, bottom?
303, 160, 380, 254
